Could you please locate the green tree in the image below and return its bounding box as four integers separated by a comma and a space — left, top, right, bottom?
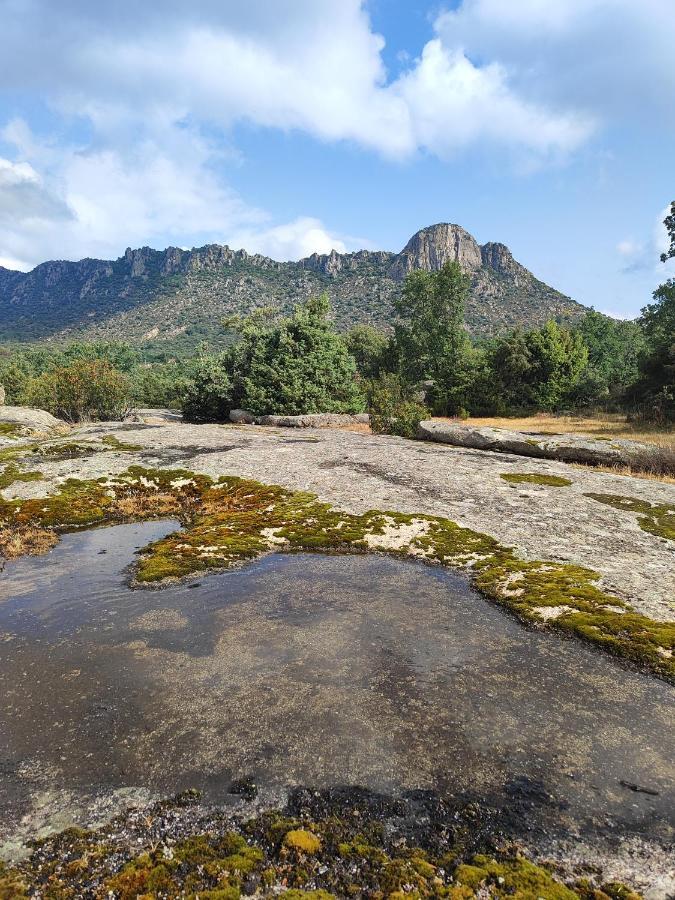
394, 261, 473, 414
367, 373, 426, 439
182, 353, 233, 422
183, 295, 364, 420
631, 280, 675, 422
571, 310, 645, 406
489, 321, 588, 411
344, 324, 391, 379
660, 200, 675, 261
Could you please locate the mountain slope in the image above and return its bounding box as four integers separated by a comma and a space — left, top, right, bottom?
0, 224, 584, 350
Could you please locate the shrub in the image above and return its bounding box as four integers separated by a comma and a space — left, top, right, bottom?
182, 355, 233, 423
25, 359, 130, 423
183, 295, 365, 421
368, 373, 427, 439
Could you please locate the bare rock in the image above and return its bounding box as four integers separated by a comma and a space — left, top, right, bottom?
229, 409, 256, 425
417, 421, 660, 468
0, 405, 68, 435
256, 413, 370, 428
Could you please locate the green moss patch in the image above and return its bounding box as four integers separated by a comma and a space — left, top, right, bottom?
0, 464, 43, 491
0, 466, 672, 678
501, 473, 572, 487
586, 493, 675, 541
0, 796, 643, 900
0, 423, 22, 438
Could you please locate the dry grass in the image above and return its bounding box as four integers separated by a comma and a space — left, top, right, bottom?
109, 492, 187, 519
0, 525, 59, 559
569, 461, 675, 484
456, 413, 674, 448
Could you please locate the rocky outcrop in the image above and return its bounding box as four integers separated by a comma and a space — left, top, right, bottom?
388, 223, 483, 280
0, 405, 68, 435
417, 421, 662, 468
254, 413, 370, 428
0, 223, 584, 346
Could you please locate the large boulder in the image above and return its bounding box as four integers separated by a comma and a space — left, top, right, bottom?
123, 408, 183, 424
0, 405, 69, 436
417, 420, 660, 468
256, 413, 370, 428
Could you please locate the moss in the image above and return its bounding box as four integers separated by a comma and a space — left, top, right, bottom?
0, 423, 22, 438
455, 854, 579, 899
586, 493, 675, 541
101, 434, 144, 451
284, 829, 322, 855
1, 465, 672, 679
501, 473, 572, 486
0, 464, 43, 490
0, 801, 643, 900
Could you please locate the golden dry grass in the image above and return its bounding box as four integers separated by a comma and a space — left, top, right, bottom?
456, 413, 674, 448
0, 525, 59, 559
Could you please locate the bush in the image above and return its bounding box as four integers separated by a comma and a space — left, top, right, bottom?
25, 359, 130, 423
368, 373, 427, 439
182, 295, 365, 421
182, 355, 233, 423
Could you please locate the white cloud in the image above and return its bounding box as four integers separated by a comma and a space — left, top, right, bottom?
0, 0, 670, 268
616, 239, 643, 258
227, 217, 349, 260
434, 0, 675, 125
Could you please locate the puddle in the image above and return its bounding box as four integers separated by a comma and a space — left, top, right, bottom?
0, 520, 673, 864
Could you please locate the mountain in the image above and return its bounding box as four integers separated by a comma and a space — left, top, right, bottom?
0, 223, 584, 352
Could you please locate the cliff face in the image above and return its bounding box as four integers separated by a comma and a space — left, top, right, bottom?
0, 223, 584, 348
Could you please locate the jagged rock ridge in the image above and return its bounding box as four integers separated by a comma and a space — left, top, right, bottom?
0, 223, 584, 349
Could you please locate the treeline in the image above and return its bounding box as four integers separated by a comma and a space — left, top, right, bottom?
1, 206, 672, 429
0, 342, 190, 423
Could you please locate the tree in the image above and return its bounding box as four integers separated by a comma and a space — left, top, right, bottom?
631, 280, 675, 422
488, 321, 588, 412
571, 310, 645, 406
345, 324, 391, 379
394, 261, 473, 414
183, 295, 364, 420
660, 200, 675, 261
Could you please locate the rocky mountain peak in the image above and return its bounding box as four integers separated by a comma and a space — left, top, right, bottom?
388, 223, 483, 280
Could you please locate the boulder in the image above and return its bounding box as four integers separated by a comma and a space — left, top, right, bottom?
0, 384, 5, 406
417, 420, 659, 468
123, 408, 183, 424
0, 405, 69, 435
229, 409, 257, 425
256, 413, 370, 428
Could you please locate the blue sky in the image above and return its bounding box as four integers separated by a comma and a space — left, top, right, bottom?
0, 0, 673, 319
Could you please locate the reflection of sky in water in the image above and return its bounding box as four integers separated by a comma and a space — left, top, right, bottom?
0, 521, 673, 853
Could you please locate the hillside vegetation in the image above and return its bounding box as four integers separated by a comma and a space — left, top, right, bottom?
0, 223, 583, 353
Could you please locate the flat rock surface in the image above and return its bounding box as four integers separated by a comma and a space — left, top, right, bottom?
4, 420, 674, 622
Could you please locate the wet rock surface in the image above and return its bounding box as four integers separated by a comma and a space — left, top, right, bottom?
0, 524, 672, 894
5, 419, 670, 622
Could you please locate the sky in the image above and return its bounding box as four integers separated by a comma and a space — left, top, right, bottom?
0, 0, 673, 319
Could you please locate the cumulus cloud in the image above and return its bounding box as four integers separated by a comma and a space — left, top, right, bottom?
227, 218, 349, 260
434, 0, 675, 125
0, 0, 668, 267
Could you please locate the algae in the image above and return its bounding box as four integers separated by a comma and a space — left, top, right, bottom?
501, 473, 572, 487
